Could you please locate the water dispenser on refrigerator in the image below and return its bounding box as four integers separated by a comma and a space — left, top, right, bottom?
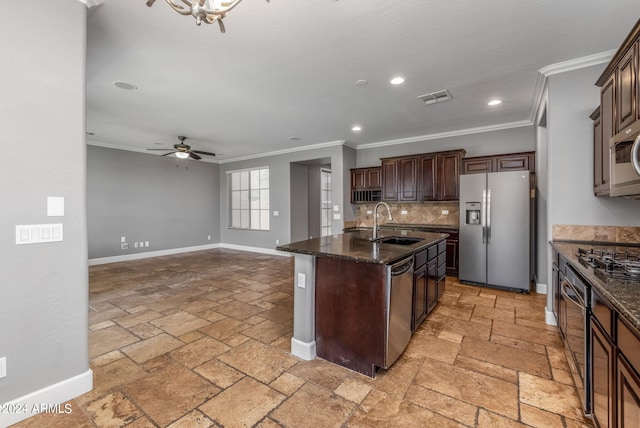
465, 202, 481, 225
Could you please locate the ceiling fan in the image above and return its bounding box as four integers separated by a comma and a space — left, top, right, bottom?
148, 136, 216, 160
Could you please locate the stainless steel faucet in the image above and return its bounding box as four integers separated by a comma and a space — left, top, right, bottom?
372, 202, 393, 240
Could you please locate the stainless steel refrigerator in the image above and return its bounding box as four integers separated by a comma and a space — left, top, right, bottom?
459, 170, 530, 292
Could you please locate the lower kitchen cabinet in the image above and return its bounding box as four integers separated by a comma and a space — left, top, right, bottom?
412, 243, 445, 332
589, 287, 640, 428
591, 318, 615, 428
617, 355, 640, 428
426, 258, 438, 314
412, 264, 428, 330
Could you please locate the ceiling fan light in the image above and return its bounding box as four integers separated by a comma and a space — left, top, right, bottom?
175, 152, 190, 159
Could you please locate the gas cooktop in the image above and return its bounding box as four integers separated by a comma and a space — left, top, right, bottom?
577, 247, 640, 282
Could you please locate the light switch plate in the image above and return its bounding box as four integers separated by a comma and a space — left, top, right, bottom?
15, 224, 63, 245
47, 196, 64, 217
297, 273, 306, 288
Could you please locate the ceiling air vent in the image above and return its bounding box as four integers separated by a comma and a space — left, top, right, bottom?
418, 89, 453, 105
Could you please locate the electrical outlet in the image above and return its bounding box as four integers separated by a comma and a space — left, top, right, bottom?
121, 243, 128, 250
121, 236, 126, 243
145, 241, 149, 247
401, 210, 408, 215
207, 235, 211, 240
297, 273, 306, 288
276, 239, 279, 245
442, 210, 449, 215
366, 210, 372, 215
0, 357, 6, 378
134, 242, 139, 248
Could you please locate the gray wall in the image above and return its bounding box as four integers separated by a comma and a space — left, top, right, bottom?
290, 163, 309, 242
87, 146, 220, 259
541, 64, 640, 311
355, 126, 535, 167
220, 145, 348, 248
547, 65, 640, 227
0, 0, 89, 403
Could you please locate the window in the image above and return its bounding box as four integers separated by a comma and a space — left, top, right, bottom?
229, 167, 269, 230
320, 169, 332, 237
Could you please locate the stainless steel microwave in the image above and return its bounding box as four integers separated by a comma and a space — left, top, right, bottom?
610, 120, 640, 198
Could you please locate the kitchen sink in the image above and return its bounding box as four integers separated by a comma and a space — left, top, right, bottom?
376, 236, 424, 246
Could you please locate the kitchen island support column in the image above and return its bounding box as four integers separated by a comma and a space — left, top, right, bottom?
291, 254, 316, 360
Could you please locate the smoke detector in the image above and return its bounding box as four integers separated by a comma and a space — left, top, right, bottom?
418, 89, 453, 105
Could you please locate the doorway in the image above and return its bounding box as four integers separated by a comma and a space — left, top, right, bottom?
290, 158, 331, 242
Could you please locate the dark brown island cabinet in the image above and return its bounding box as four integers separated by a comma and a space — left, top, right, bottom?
593, 18, 640, 197
411, 239, 446, 330
314, 237, 446, 377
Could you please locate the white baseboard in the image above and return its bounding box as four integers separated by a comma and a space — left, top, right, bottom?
545, 307, 558, 326
0, 369, 93, 428
219, 243, 292, 257
291, 338, 316, 361
88, 242, 292, 266
536, 282, 547, 294
88, 243, 222, 265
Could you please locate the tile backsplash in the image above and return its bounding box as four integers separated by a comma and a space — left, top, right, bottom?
553, 224, 640, 244
347, 202, 459, 228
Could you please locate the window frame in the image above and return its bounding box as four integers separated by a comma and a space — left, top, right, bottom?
227, 166, 270, 231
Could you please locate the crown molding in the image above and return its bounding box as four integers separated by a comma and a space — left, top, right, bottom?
77, 0, 103, 7
217, 140, 346, 164
539, 49, 615, 77
355, 120, 532, 150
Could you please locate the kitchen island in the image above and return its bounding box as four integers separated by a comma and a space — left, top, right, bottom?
277, 230, 448, 376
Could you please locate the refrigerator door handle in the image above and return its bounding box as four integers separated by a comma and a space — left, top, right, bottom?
486, 189, 492, 244
481, 189, 487, 244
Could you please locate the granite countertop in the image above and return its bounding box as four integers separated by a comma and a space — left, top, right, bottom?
277, 230, 448, 265
551, 241, 640, 331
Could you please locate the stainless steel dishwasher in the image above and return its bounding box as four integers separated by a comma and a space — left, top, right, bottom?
385, 255, 414, 368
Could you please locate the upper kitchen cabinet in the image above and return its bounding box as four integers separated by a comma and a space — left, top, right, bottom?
382, 150, 465, 202
351, 167, 382, 203
381, 156, 418, 201
594, 19, 640, 197
617, 43, 638, 130
592, 101, 611, 196
381, 150, 465, 202
416, 150, 466, 201
462, 152, 535, 175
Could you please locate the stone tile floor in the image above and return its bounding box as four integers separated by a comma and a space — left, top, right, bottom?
12, 249, 593, 427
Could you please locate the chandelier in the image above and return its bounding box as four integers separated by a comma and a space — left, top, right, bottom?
146, 0, 269, 33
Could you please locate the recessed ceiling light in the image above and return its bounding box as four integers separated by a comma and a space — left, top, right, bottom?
390, 77, 405, 85
113, 81, 138, 90
352, 126, 362, 132
488, 99, 502, 106
355, 79, 368, 86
